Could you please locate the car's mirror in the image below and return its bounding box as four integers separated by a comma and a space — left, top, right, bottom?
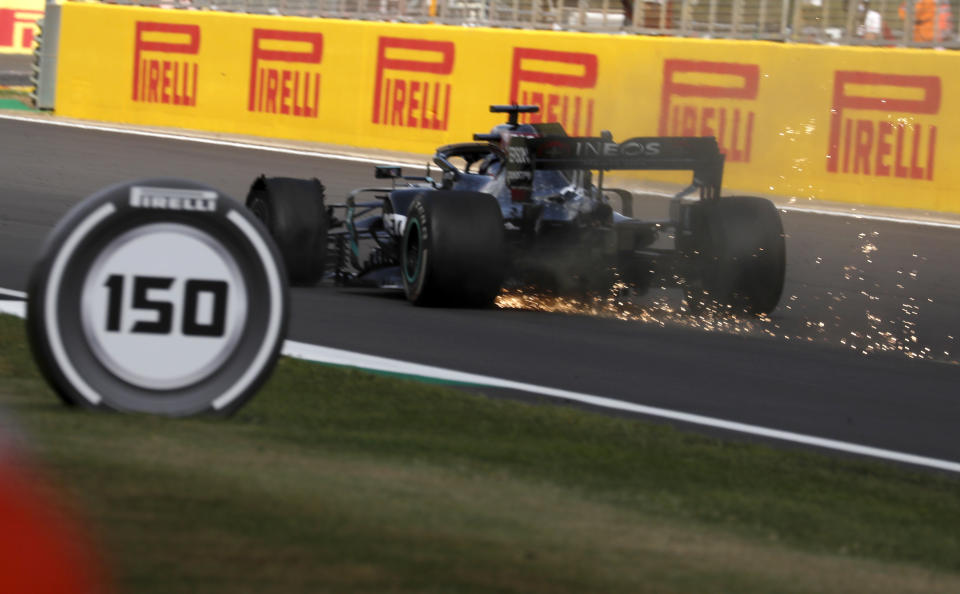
375, 165, 402, 179
432, 156, 461, 180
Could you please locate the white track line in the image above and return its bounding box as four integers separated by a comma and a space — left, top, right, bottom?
2, 290, 954, 474
0, 288, 27, 299
282, 340, 960, 474
0, 114, 419, 166
777, 206, 960, 230
3, 113, 960, 230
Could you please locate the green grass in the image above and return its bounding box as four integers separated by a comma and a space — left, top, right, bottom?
2, 312, 960, 593
0, 88, 34, 110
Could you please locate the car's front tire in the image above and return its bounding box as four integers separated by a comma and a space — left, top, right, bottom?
401, 191, 504, 307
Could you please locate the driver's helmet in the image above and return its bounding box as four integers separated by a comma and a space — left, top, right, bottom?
478, 152, 503, 176
484, 123, 541, 175
489, 123, 541, 139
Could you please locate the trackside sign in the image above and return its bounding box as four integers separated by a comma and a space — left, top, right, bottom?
509, 47, 597, 136
371, 36, 454, 131
248, 28, 323, 118
826, 71, 940, 181
27, 179, 288, 416
51, 4, 960, 213
0, 0, 43, 54
132, 21, 200, 106
658, 59, 759, 163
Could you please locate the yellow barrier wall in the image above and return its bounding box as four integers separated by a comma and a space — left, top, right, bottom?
0, 0, 43, 54
54, 4, 960, 213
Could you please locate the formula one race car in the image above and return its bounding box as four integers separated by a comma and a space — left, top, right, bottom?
246, 104, 785, 314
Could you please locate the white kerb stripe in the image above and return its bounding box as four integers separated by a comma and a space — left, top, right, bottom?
44, 203, 117, 405
777, 206, 960, 230
211, 210, 285, 410
281, 339, 960, 475
0, 301, 26, 317
1, 295, 957, 474
0, 114, 417, 167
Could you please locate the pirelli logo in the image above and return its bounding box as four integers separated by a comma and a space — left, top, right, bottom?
371, 37, 454, 130
827, 71, 940, 180
658, 60, 759, 163
248, 29, 323, 118
509, 48, 597, 136
132, 22, 200, 107
129, 187, 218, 212
0, 7, 42, 51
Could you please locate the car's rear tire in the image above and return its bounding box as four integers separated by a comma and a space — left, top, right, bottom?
246, 176, 327, 286
683, 196, 785, 315
401, 191, 504, 307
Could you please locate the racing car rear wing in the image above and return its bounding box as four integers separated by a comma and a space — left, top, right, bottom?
505, 134, 725, 201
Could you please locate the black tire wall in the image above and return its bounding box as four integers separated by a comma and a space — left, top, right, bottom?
401, 191, 504, 307
246, 176, 327, 286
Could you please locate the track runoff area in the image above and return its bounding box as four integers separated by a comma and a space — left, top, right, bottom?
2, 113, 959, 474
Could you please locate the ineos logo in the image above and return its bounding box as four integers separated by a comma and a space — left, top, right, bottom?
574, 140, 662, 157
532, 138, 664, 160
619, 140, 661, 156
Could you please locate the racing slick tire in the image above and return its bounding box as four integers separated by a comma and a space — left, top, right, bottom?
246, 176, 327, 286
401, 191, 504, 307
684, 196, 785, 316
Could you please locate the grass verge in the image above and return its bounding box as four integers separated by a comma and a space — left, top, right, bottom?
1, 313, 959, 593
0, 88, 34, 110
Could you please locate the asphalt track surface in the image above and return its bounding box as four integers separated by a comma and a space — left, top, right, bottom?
2, 116, 959, 465
0, 55, 31, 86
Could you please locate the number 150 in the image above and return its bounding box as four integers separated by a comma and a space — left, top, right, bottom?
104, 275, 229, 337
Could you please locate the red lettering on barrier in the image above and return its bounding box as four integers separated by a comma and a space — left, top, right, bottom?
371, 37, 454, 130
509, 48, 597, 136
827, 71, 940, 180
132, 22, 200, 107
0, 8, 42, 50
248, 29, 322, 118
659, 60, 759, 163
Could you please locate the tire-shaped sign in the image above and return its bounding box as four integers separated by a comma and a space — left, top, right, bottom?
27, 179, 289, 416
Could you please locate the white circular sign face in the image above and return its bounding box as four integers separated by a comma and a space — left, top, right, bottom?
29, 180, 289, 416
80, 223, 248, 390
